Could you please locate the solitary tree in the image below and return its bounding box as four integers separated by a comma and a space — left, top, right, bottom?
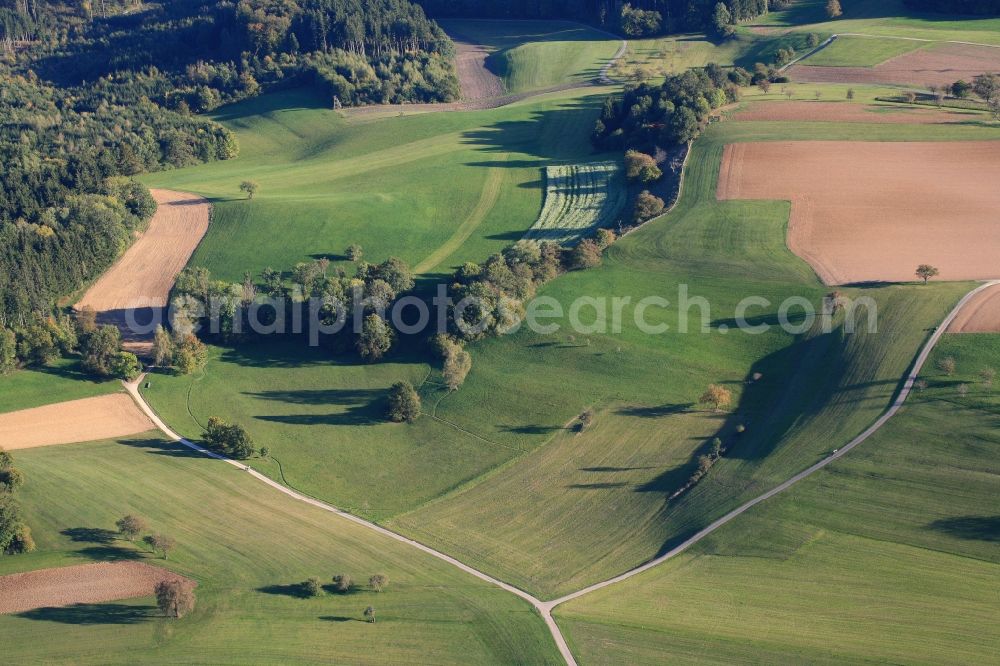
333, 574, 353, 593
937, 355, 957, 376
346, 244, 363, 262
239, 180, 259, 200
155, 579, 196, 618
387, 381, 421, 423
203, 417, 255, 459
979, 367, 996, 389
364, 606, 376, 623
578, 409, 595, 431
758, 79, 771, 94
369, 574, 389, 592
144, 533, 176, 559
846, 88, 855, 100
303, 577, 322, 597
699, 384, 733, 412
915, 264, 939, 284
826, 0, 843, 18
115, 515, 147, 542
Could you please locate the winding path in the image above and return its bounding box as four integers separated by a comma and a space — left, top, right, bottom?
123, 278, 999, 666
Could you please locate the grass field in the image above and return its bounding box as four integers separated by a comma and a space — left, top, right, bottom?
144, 103, 999, 595
440, 20, 621, 94
555, 334, 1000, 664
0, 434, 560, 664
802, 35, 928, 66
525, 162, 626, 244
754, 0, 1000, 44
387, 116, 990, 597
142, 85, 616, 282
0, 358, 121, 414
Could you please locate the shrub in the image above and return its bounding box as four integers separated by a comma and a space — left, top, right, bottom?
632, 191, 665, 223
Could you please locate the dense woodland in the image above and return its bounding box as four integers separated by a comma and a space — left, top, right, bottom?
593, 65, 740, 151
415, 0, 771, 35
0, 0, 458, 342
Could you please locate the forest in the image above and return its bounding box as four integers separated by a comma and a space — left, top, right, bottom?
0, 0, 459, 335
414, 0, 770, 35
592, 65, 740, 151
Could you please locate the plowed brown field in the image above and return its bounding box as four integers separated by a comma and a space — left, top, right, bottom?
0, 394, 153, 450
717, 141, 1000, 285
0, 562, 192, 615
948, 283, 1000, 332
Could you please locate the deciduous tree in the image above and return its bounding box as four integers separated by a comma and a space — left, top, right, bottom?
387, 381, 420, 423
699, 384, 733, 411
239, 180, 259, 199
915, 264, 939, 283
115, 514, 147, 541
155, 579, 196, 617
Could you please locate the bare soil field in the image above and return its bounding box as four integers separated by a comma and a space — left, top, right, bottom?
717, 141, 1000, 285
0, 394, 153, 450
0, 562, 191, 615
790, 43, 1000, 88
948, 283, 1000, 332
732, 100, 976, 123
74, 189, 209, 355
454, 39, 505, 100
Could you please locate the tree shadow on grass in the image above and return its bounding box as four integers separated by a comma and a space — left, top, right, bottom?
257, 583, 315, 599
72, 545, 144, 562
116, 437, 204, 459
61, 527, 117, 544
18, 603, 156, 625
616, 403, 693, 418
927, 516, 1000, 542
250, 388, 385, 427
319, 615, 359, 622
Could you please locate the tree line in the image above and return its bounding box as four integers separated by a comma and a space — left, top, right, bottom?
0, 447, 34, 556
414, 0, 771, 35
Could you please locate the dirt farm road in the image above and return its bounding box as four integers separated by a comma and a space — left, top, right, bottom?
123, 280, 998, 666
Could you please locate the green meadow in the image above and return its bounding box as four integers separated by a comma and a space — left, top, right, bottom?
801, 34, 928, 67
555, 334, 1000, 664
0, 357, 121, 414
440, 19, 622, 94
144, 102, 998, 597
142, 85, 616, 282
0, 435, 560, 664
753, 0, 1000, 44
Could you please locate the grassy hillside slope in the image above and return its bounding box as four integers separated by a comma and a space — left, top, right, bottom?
555, 334, 1000, 664
388, 118, 989, 597
0, 435, 560, 664
441, 20, 621, 94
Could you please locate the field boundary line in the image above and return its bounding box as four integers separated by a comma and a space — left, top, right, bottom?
543, 279, 1000, 613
